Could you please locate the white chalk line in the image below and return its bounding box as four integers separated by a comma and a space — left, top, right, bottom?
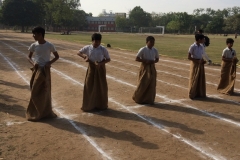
0, 50, 113, 160
110, 58, 240, 92
12, 40, 240, 85
4, 40, 240, 121
5, 120, 29, 126
3, 35, 240, 75
0, 41, 226, 160
53, 53, 240, 128
6, 41, 240, 127
45, 59, 228, 160
108, 52, 221, 78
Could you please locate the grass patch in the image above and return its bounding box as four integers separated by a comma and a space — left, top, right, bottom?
45, 32, 239, 64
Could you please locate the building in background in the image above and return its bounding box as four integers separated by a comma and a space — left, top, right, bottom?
85, 10, 126, 32
86, 16, 116, 32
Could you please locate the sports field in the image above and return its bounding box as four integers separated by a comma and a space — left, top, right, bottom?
0, 31, 240, 160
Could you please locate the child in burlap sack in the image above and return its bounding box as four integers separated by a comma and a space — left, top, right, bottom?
132, 36, 159, 105
77, 33, 110, 112
27, 26, 59, 121
217, 38, 239, 95
188, 34, 207, 99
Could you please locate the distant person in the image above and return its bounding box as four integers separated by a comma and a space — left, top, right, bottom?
132, 36, 159, 104
27, 26, 59, 121
235, 32, 238, 39
188, 34, 207, 99
217, 38, 238, 95
77, 33, 110, 112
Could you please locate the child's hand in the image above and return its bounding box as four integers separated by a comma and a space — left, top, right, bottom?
84, 56, 89, 62
45, 62, 51, 68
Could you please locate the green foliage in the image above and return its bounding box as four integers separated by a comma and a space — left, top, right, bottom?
166, 21, 181, 32
129, 6, 152, 28
223, 14, 240, 32
1, 0, 41, 32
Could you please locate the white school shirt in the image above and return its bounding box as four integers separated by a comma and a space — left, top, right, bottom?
28, 41, 57, 67
136, 46, 159, 61
188, 43, 205, 59
222, 47, 236, 59
79, 45, 110, 62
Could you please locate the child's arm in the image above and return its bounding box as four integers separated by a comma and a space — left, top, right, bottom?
97, 58, 110, 65
222, 56, 232, 62
77, 52, 89, 62
97, 48, 111, 65
46, 51, 59, 67
28, 51, 35, 66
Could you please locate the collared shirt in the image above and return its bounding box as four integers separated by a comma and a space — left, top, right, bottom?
28, 41, 57, 67
188, 43, 205, 59
79, 45, 110, 62
222, 47, 236, 59
136, 46, 159, 61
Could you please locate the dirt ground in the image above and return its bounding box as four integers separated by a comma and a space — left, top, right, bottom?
0, 31, 240, 160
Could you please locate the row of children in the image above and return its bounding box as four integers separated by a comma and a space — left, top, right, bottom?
25, 26, 238, 121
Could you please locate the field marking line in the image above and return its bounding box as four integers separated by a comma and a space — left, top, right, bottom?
110, 59, 240, 92
11, 40, 240, 83
0, 40, 226, 160
2, 41, 240, 128
0, 51, 113, 160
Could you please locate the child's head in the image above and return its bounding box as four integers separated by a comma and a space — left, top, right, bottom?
197, 29, 204, 35
195, 34, 205, 43
32, 26, 45, 41
92, 33, 102, 48
146, 36, 155, 49
226, 38, 234, 48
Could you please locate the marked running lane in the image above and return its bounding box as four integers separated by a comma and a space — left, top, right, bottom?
0, 39, 226, 160
0, 52, 113, 160
3, 40, 240, 129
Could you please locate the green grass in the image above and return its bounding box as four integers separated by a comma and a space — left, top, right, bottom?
45, 32, 240, 64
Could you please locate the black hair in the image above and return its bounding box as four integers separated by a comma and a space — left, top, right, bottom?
32, 26, 45, 38
226, 38, 234, 44
198, 29, 204, 34
92, 33, 102, 41
195, 34, 204, 41
146, 36, 155, 43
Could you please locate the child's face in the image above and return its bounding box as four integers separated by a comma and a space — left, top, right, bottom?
197, 38, 204, 44
32, 33, 42, 41
227, 43, 233, 48
92, 40, 101, 48
146, 40, 155, 49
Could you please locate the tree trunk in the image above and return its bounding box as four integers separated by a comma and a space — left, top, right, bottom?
21, 26, 25, 32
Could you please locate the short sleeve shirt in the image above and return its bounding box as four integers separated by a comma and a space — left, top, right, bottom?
188, 43, 204, 59
222, 47, 236, 59
28, 41, 57, 67
136, 46, 159, 61
79, 45, 110, 62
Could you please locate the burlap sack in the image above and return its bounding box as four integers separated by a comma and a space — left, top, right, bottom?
188, 61, 206, 99
217, 60, 237, 95
132, 63, 157, 104
26, 65, 57, 121
81, 62, 108, 111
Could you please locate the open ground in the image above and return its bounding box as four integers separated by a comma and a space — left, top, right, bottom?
0, 31, 240, 160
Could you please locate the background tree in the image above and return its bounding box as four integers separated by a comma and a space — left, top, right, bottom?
129, 6, 152, 29
1, 0, 41, 32
115, 16, 130, 31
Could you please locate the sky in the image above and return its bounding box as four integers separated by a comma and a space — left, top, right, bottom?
80, 0, 240, 16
